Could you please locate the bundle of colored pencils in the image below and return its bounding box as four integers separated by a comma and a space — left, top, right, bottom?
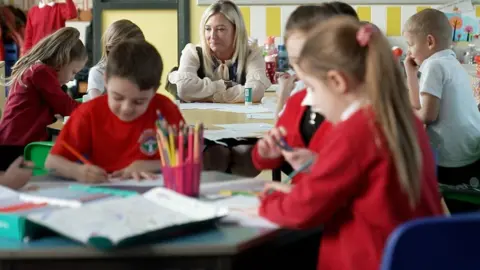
155, 110, 204, 168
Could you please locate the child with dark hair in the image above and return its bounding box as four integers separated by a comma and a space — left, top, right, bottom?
46, 40, 185, 183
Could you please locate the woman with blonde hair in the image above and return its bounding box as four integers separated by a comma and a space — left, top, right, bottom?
87, 19, 145, 99
168, 0, 270, 176
168, 0, 270, 103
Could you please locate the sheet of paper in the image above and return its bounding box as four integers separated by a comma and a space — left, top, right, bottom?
214, 123, 273, 133
266, 84, 278, 92
201, 178, 269, 195
246, 113, 275, 120
143, 187, 228, 219
179, 103, 272, 113
212, 196, 278, 228
204, 129, 263, 141
27, 196, 198, 244
0, 185, 19, 201
96, 176, 164, 187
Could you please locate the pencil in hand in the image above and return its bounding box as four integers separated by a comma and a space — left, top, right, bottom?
60, 141, 92, 165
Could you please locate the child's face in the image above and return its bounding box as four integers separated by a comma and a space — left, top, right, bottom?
105, 76, 155, 122
57, 59, 86, 85
297, 67, 350, 124
286, 31, 307, 72
403, 31, 434, 66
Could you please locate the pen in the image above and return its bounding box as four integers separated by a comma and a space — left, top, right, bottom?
283, 158, 314, 184
266, 158, 315, 195
275, 137, 293, 151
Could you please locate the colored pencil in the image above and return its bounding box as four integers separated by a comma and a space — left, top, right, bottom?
283, 158, 315, 184
168, 126, 176, 166
188, 126, 194, 164
178, 128, 184, 192
198, 123, 204, 163
193, 123, 200, 162
60, 141, 92, 165
156, 130, 171, 166
156, 134, 165, 167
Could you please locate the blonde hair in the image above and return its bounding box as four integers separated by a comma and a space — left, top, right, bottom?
7, 27, 86, 87
404, 8, 452, 49
199, 0, 249, 82
299, 16, 422, 207
99, 19, 145, 68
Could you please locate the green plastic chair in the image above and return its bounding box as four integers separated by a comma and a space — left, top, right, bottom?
23, 141, 54, 176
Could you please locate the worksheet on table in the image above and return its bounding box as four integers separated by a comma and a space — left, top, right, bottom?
179, 103, 272, 113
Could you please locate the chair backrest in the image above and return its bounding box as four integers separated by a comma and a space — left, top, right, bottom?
381, 214, 480, 270
23, 141, 54, 176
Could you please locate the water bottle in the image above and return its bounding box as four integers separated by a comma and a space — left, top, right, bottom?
277, 45, 288, 72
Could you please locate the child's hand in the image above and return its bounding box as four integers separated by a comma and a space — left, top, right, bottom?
2, 157, 32, 190
110, 161, 157, 180
277, 73, 296, 100
262, 182, 292, 195
404, 51, 418, 76
76, 164, 108, 183
257, 127, 286, 159
282, 148, 316, 171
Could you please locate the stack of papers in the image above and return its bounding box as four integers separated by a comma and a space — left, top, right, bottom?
204, 123, 273, 140
247, 113, 276, 120
201, 178, 278, 228
179, 103, 272, 113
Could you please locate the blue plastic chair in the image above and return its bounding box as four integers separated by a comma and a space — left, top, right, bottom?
380, 213, 480, 270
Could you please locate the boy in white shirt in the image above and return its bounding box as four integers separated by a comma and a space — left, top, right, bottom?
404, 8, 480, 213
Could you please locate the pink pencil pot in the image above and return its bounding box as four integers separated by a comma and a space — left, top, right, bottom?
162, 162, 202, 197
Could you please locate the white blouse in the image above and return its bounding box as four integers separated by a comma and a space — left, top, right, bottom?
168, 43, 271, 103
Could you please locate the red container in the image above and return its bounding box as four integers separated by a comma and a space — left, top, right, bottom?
266, 61, 277, 84
162, 162, 201, 197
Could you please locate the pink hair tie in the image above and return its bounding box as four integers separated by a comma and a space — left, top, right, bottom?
356, 24, 375, 47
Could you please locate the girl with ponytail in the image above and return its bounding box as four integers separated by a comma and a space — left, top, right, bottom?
257, 17, 443, 270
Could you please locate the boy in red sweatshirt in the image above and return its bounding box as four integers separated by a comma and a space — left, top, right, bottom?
46, 40, 184, 183
23, 0, 77, 54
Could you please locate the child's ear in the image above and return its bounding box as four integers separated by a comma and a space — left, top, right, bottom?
426, 34, 436, 50
326, 70, 347, 95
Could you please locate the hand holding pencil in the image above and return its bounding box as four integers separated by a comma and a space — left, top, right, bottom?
257, 127, 288, 159
60, 141, 108, 183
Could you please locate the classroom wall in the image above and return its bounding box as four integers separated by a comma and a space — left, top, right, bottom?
102, 9, 177, 97
189, 0, 480, 50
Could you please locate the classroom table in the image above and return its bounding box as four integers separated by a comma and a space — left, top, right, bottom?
0, 172, 322, 270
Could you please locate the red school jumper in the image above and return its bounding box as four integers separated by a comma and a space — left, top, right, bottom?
252, 89, 332, 184
0, 63, 78, 146
259, 107, 443, 270
50, 94, 185, 173
23, 0, 77, 54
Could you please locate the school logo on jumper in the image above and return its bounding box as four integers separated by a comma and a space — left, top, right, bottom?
138, 129, 158, 156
